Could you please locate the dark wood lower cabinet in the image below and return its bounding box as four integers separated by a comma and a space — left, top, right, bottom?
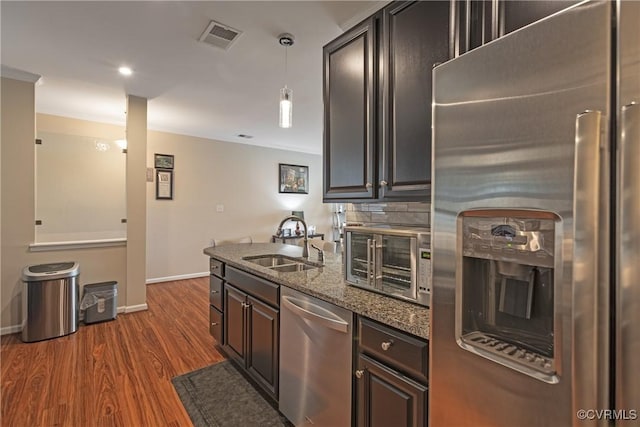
224, 285, 246, 362
208, 260, 225, 346
223, 283, 279, 400
357, 354, 428, 427
246, 295, 279, 397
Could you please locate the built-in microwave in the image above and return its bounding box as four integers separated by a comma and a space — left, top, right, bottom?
344, 225, 431, 307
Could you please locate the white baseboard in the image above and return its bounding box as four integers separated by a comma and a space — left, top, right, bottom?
0, 325, 22, 336
124, 303, 148, 313
1, 304, 149, 335
146, 272, 209, 284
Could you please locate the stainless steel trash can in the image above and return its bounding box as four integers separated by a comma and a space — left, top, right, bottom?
21, 262, 79, 342
81, 281, 117, 324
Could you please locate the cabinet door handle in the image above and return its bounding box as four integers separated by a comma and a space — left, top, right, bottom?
365, 182, 372, 189
381, 340, 393, 351
380, 180, 388, 187
210, 290, 219, 294
355, 369, 364, 379
210, 322, 218, 326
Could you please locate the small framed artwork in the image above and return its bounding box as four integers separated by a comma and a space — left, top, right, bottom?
282, 228, 292, 237
154, 153, 174, 169
279, 163, 309, 194
156, 169, 173, 200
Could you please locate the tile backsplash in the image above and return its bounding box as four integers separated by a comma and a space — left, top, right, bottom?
345, 202, 431, 228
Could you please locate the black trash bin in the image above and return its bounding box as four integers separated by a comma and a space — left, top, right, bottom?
81, 281, 118, 324
21, 262, 80, 342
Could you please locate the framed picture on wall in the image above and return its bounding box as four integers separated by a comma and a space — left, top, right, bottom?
279, 163, 308, 194
154, 153, 174, 169
156, 169, 173, 200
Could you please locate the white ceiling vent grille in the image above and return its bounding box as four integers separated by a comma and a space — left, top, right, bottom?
199, 20, 243, 50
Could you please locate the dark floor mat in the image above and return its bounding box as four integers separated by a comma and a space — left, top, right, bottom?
172, 360, 289, 427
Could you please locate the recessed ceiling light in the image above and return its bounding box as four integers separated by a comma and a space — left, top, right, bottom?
118, 66, 132, 76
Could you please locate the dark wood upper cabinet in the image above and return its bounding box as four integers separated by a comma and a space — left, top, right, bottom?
456, 0, 580, 56
498, 0, 581, 36
454, 0, 493, 55
323, 1, 452, 202
380, 0, 451, 199
323, 16, 377, 201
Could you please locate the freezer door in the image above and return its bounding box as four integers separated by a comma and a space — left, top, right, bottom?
616, 0, 640, 420
431, 1, 610, 426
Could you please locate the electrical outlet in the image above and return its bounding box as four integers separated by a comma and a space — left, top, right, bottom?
146, 167, 154, 182
216, 204, 224, 212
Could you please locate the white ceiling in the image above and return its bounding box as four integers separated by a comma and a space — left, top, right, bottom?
1, 1, 387, 154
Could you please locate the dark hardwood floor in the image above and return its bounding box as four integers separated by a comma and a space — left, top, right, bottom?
1, 277, 224, 426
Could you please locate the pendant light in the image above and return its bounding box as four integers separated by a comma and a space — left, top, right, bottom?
278, 33, 294, 128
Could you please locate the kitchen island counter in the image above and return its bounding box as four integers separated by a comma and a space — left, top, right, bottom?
203, 242, 429, 339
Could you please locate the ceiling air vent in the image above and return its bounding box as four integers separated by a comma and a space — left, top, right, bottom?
199, 20, 243, 50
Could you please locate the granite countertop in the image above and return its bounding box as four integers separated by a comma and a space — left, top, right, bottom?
203, 242, 430, 340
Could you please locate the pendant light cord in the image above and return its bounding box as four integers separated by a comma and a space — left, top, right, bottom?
284, 46, 288, 88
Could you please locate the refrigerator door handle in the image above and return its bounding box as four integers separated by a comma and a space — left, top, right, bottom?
572, 110, 603, 416
618, 102, 639, 410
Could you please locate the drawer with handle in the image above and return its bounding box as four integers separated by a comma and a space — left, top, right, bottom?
210, 258, 224, 277
209, 306, 223, 343
210, 275, 223, 311
225, 266, 279, 308
359, 317, 428, 383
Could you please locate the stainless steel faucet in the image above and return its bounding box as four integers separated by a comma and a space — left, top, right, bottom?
276, 215, 309, 258
311, 243, 324, 265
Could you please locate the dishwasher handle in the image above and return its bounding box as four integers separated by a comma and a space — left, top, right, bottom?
282, 295, 349, 333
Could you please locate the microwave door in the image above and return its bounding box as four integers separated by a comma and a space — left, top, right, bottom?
346, 232, 374, 285
379, 235, 417, 300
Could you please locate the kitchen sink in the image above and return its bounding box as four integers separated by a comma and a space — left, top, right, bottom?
242, 254, 319, 272
244, 254, 295, 267
270, 263, 317, 272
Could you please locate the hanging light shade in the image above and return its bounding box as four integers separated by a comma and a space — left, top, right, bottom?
280, 85, 293, 128
278, 33, 294, 128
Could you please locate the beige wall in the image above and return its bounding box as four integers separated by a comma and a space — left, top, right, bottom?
0, 88, 152, 331
1, 79, 125, 331
35, 130, 127, 242
125, 96, 147, 308
1, 77, 36, 331
1, 84, 332, 328
146, 130, 332, 281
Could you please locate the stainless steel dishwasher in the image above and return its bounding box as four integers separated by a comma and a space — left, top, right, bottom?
279, 286, 353, 426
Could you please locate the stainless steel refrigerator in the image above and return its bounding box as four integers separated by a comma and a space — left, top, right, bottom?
430, 1, 639, 426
